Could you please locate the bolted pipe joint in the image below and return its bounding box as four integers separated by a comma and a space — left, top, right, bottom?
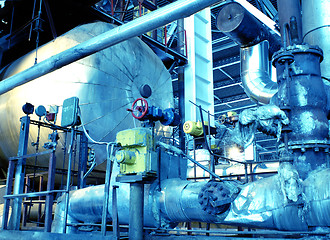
198, 181, 233, 215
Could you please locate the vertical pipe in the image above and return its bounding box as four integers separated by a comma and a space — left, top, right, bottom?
22, 176, 30, 227
164, 25, 167, 46
244, 163, 248, 183
277, 0, 302, 45
60, 132, 67, 190
29, 0, 37, 41
129, 182, 144, 240
44, 150, 56, 232
193, 141, 197, 180
208, 111, 215, 180
77, 132, 88, 189
177, 18, 185, 151
37, 175, 43, 226
9, 116, 30, 230
2, 160, 15, 229
249, 163, 254, 182
139, 1, 142, 17
112, 185, 120, 240
62, 129, 75, 233
22, 202, 28, 227
101, 146, 113, 236
24, 177, 29, 201
187, 222, 192, 235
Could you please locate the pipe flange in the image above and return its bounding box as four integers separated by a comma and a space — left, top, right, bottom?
198, 181, 231, 215
273, 44, 324, 66
287, 44, 323, 60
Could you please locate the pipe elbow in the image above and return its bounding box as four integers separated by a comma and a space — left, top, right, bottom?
241, 71, 277, 104
240, 41, 278, 104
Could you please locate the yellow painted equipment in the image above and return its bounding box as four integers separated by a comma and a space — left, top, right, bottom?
115, 128, 157, 176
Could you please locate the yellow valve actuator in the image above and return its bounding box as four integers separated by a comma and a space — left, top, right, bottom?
183, 121, 208, 137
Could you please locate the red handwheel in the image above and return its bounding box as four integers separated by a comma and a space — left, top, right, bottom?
130, 98, 149, 119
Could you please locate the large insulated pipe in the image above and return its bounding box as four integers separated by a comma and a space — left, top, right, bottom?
216, 2, 280, 104
52, 166, 221, 233
0, 0, 224, 96
225, 165, 330, 230
240, 41, 277, 104
216, 2, 281, 55
52, 164, 330, 232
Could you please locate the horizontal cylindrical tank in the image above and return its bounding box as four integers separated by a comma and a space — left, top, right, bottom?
0, 21, 173, 171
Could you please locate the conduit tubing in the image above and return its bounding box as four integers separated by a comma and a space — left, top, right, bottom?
0, 0, 223, 95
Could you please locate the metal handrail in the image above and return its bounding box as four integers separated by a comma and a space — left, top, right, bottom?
9, 150, 54, 161
3, 190, 67, 199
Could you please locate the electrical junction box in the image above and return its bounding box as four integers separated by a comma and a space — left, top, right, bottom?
115, 127, 157, 177
61, 97, 79, 127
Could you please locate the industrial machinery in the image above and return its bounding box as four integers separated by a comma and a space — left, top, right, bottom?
0, 0, 329, 240
0, 21, 174, 172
